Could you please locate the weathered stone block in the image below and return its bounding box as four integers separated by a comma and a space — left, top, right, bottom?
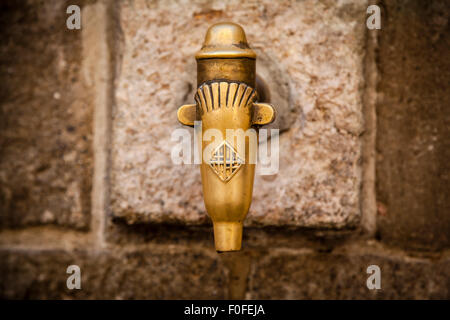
376, 0, 450, 250
1, 245, 448, 299
0, 0, 93, 229
250, 248, 450, 299
111, 0, 367, 228
0, 248, 226, 299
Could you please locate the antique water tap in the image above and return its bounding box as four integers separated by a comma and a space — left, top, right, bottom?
177, 22, 276, 252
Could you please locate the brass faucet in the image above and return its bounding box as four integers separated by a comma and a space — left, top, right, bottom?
177, 22, 276, 252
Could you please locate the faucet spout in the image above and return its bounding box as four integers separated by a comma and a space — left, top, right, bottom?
177, 22, 276, 252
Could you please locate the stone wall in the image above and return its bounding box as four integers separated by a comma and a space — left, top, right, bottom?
0, 0, 449, 299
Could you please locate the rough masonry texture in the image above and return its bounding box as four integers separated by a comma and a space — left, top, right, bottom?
111, 0, 367, 228
250, 245, 450, 299
1, 0, 449, 300
376, 0, 450, 251
1, 243, 449, 299
0, 0, 93, 229
0, 248, 227, 299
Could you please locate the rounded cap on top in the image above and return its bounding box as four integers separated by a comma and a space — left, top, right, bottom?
195, 22, 256, 60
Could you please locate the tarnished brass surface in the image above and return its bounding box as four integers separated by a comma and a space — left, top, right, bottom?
177, 22, 276, 252
252, 103, 277, 126
197, 59, 255, 87
195, 22, 256, 59
177, 104, 197, 127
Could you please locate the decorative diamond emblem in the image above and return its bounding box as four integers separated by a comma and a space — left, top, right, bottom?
208, 141, 244, 182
